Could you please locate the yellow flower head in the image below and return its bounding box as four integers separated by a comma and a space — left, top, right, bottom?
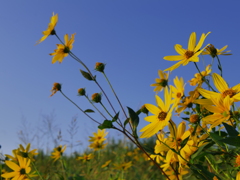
50, 82, 61, 97
51, 145, 66, 162
150, 70, 169, 93
114, 161, 132, 171
89, 129, 108, 143
236, 155, 240, 167
164, 32, 211, 71
202, 44, 232, 58
189, 65, 211, 86
36, 12, 58, 45
17, 143, 38, 162
50, 33, 76, 64
1, 155, 32, 180
198, 73, 240, 102
170, 76, 185, 106
76, 153, 94, 162
140, 88, 174, 138
89, 141, 107, 151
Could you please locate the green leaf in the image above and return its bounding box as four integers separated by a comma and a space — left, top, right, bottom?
180, 136, 190, 149
190, 164, 220, 180
112, 112, 119, 122
220, 136, 240, 147
223, 122, 239, 137
127, 107, 139, 129
209, 132, 224, 146
80, 69, 95, 81
124, 118, 129, 128
191, 142, 211, 161
98, 120, 113, 129
84, 109, 95, 113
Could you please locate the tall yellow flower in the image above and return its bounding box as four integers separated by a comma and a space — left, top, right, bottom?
202, 44, 232, 58
51, 145, 66, 162
36, 12, 58, 45
198, 73, 240, 102
170, 76, 185, 106
150, 70, 169, 93
50, 33, 76, 64
1, 155, 32, 180
197, 95, 233, 130
140, 88, 174, 138
89, 129, 108, 143
164, 32, 211, 71
18, 143, 38, 161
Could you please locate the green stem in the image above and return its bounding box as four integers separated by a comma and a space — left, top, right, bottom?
31, 161, 44, 180
216, 55, 223, 77
60, 90, 101, 125
100, 102, 113, 118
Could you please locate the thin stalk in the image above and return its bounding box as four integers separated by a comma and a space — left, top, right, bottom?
100, 102, 113, 118
216, 55, 223, 77
60, 90, 101, 125
31, 162, 44, 180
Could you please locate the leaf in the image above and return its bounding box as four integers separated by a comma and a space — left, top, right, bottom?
124, 118, 130, 128
180, 136, 190, 149
223, 122, 239, 137
84, 109, 95, 113
209, 132, 224, 147
127, 107, 139, 138
98, 120, 113, 129
80, 69, 95, 81
112, 112, 119, 122
220, 136, 240, 147
191, 142, 211, 161
190, 164, 220, 180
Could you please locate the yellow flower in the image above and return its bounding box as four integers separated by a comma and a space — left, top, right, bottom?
50, 82, 61, 97
176, 90, 199, 113
17, 143, 38, 161
76, 153, 94, 162
189, 65, 212, 86
50, 33, 76, 64
170, 76, 185, 106
114, 161, 132, 171
89, 141, 107, 151
164, 32, 211, 71
140, 88, 174, 138
101, 160, 112, 168
1, 155, 32, 180
150, 70, 169, 93
198, 95, 233, 130
198, 73, 240, 102
89, 129, 108, 143
235, 155, 240, 167
36, 12, 58, 45
237, 172, 240, 180
51, 145, 66, 162
202, 44, 232, 58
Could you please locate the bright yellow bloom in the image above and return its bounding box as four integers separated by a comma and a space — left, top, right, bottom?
76, 153, 94, 162
101, 160, 112, 168
176, 90, 199, 113
18, 143, 38, 161
50, 33, 76, 64
36, 13, 58, 45
1, 155, 32, 180
150, 70, 169, 93
140, 88, 174, 138
202, 44, 232, 58
89, 129, 108, 143
5, 149, 19, 162
89, 141, 107, 151
164, 32, 211, 71
114, 161, 132, 171
235, 155, 240, 166
198, 95, 233, 130
198, 73, 240, 102
170, 76, 185, 106
51, 145, 66, 162
189, 65, 211, 86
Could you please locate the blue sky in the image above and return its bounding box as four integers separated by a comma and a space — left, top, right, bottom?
0, 0, 240, 155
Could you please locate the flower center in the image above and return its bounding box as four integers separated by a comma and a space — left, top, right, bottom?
222, 89, 236, 98
63, 46, 70, 53
177, 93, 182, 98
158, 112, 167, 121
177, 138, 182, 146
158, 79, 168, 87
20, 168, 26, 175
184, 50, 194, 59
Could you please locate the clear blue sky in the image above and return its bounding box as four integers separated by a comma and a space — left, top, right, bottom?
0, 0, 240, 155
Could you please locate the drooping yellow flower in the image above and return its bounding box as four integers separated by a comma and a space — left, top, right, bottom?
164, 32, 211, 71
150, 70, 169, 93
18, 143, 38, 161
89, 129, 108, 143
114, 161, 132, 171
50, 33, 76, 64
36, 13, 58, 45
1, 155, 32, 180
202, 44, 232, 58
51, 145, 66, 162
140, 88, 174, 138
197, 95, 233, 130
198, 73, 240, 102
76, 153, 94, 162
189, 65, 212, 87
89, 141, 107, 151
50, 82, 61, 97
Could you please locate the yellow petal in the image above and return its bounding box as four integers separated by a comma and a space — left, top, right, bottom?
163, 55, 183, 61
145, 104, 160, 115
212, 73, 228, 93
188, 32, 196, 51
194, 32, 211, 52
174, 44, 186, 55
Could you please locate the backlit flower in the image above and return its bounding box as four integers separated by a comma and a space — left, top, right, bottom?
202, 44, 232, 58
50, 82, 61, 97
36, 13, 58, 45
51, 145, 66, 162
189, 65, 211, 86
50, 33, 76, 64
18, 143, 38, 162
164, 32, 210, 71
150, 70, 169, 93
140, 88, 174, 138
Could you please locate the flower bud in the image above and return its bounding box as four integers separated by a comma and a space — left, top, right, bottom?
78, 88, 86, 96
50, 83, 61, 97
189, 114, 199, 124
140, 105, 149, 115
205, 44, 218, 58
95, 62, 105, 72
91, 93, 102, 103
